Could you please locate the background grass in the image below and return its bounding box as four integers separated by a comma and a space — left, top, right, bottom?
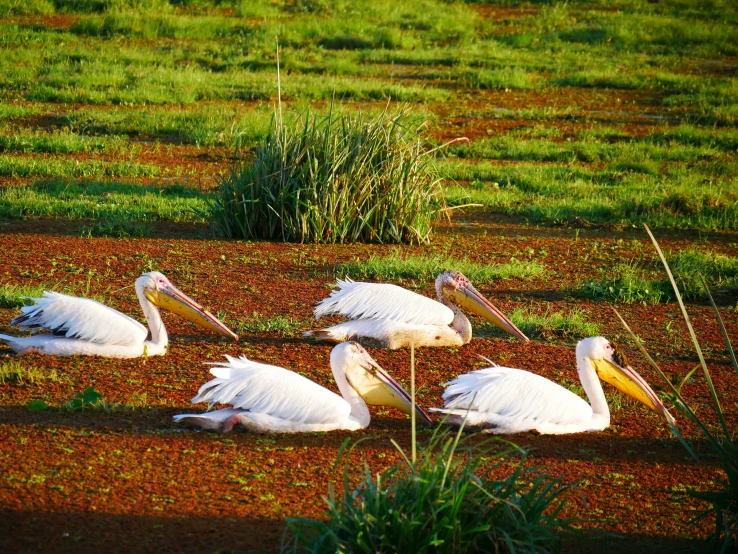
0, 0, 736, 232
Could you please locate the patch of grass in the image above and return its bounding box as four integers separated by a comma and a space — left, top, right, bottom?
0, 361, 61, 384
439, 162, 738, 232
212, 107, 446, 244
0, 180, 207, 222
0, 130, 130, 155
283, 431, 577, 553
667, 248, 738, 300
337, 251, 544, 283
0, 155, 160, 179
478, 305, 600, 342
580, 262, 665, 305
0, 0, 54, 16
231, 313, 307, 337
581, 249, 738, 304
0, 282, 50, 308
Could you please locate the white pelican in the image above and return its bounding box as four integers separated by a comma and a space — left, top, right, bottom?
0, 271, 238, 358
431, 336, 674, 434
304, 271, 529, 349
173, 341, 433, 433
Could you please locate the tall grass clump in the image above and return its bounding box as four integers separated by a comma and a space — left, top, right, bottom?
283, 431, 576, 553
211, 107, 446, 244
615, 225, 738, 553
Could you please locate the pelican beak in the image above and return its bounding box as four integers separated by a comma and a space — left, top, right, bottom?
144, 285, 238, 340
591, 356, 675, 426
445, 283, 529, 343
346, 360, 433, 426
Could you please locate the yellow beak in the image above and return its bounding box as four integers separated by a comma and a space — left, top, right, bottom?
591, 358, 675, 425
144, 285, 238, 340
346, 361, 432, 426
446, 283, 529, 343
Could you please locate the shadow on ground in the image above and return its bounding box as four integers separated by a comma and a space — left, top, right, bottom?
2, 509, 285, 554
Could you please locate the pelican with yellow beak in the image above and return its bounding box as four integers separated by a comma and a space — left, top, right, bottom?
0, 271, 238, 358
431, 336, 674, 434
173, 342, 433, 433
305, 271, 529, 349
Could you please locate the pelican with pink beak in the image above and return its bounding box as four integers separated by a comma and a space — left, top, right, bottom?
0, 271, 237, 358
432, 336, 675, 434
305, 271, 529, 349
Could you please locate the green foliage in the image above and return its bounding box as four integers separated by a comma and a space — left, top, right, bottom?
65, 386, 104, 410
27, 400, 49, 411
283, 431, 577, 553
580, 262, 666, 304
480, 305, 600, 342
0, 129, 129, 155
0, 180, 207, 222
231, 313, 307, 337
0, 0, 54, 16
615, 225, 738, 553
0, 155, 160, 179
0, 283, 49, 308
211, 107, 445, 244
667, 248, 738, 300
337, 251, 543, 283
580, 249, 738, 304
0, 361, 60, 384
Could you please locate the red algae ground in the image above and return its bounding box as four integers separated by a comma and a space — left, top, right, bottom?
1, 218, 736, 553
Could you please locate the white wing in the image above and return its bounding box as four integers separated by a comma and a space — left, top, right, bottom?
192, 355, 351, 425
11, 291, 147, 347
442, 366, 593, 425
314, 279, 453, 326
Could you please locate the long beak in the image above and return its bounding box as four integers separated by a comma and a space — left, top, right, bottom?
591, 358, 675, 425
446, 284, 529, 343
145, 285, 238, 340
346, 361, 433, 426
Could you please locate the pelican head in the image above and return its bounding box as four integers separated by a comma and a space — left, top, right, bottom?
136, 272, 238, 340
332, 342, 432, 426
577, 336, 674, 425
436, 271, 529, 343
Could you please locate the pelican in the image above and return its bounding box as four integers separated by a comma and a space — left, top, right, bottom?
431, 336, 674, 434
0, 271, 238, 358
173, 341, 433, 433
304, 271, 529, 349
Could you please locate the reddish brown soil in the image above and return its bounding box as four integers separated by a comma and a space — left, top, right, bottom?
1, 219, 736, 553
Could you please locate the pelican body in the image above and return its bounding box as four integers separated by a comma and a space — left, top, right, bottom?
305, 271, 529, 349
432, 336, 674, 435
174, 342, 432, 433
0, 272, 237, 358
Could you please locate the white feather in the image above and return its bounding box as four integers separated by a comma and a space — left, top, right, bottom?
314, 279, 453, 326
191, 355, 351, 425
12, 291, 147, 347
441, 366, 593, 427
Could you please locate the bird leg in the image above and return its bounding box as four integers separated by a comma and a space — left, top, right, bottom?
223, 413, 242, 433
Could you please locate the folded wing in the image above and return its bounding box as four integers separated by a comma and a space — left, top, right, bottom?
314, 279, 453, 326
442, 366, 593, 425
11, 292, 147, 347
192, 355, 351, 425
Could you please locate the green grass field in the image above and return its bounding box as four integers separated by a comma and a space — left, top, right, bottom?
0, 0, 736, 233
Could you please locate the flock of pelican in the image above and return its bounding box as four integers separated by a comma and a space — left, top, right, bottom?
0, 270, 674, 435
